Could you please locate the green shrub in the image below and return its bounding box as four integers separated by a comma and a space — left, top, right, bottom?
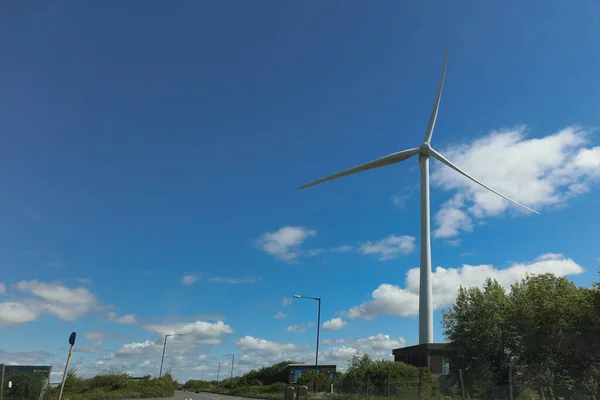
53, 370, 175, 400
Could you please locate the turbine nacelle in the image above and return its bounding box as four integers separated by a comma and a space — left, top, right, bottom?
418, 142, 432, 156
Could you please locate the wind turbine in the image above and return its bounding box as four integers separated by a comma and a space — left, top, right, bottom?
298, 45, 539, 345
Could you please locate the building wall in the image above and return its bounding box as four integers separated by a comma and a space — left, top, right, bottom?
392, 344, 452, 375
284, 365, 337, 383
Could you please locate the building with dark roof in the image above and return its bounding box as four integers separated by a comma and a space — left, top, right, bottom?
392, 343, 451, 375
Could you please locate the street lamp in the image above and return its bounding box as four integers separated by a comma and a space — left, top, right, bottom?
223, 354, 235, 381
293, 294, 321, 394
159, 334, 183, 377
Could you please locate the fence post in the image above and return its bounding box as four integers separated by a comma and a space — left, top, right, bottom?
459, 369, 465, 399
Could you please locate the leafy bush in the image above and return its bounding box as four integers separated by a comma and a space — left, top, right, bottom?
298, 371, 332, 392
53, 370, 175, 400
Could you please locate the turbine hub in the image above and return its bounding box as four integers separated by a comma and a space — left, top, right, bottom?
419, 142, 431, 156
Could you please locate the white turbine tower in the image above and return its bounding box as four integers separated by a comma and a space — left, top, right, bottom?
298, 45, 539, 345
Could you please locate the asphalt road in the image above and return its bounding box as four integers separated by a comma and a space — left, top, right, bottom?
132, 391, 264, 400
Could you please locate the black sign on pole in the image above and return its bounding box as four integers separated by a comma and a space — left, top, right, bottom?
69, 332, 77, 346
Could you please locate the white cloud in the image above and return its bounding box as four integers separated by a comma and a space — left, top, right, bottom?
359, 235, 416, 260
320, 334, 406, 369
285, 324, 307, 333
0, 302, 40, 327
320, 346, 358, 368
111, 340, 163, 358
322, 318, 347, 331
346, 253, 583, 320
432, 126, 600, 238
143, 320, 233, 344
108, 312, 138, 324
107, 334, 217, 379
208, 277, 261, 284
282, 297, 292, 307
15, 280, 97, 321
181, 275, 198, 285
284, 322, 314, 333
354, 333, 405, 353
390, 186, 417, 209
273, 312, 286, 319
330, 245, 353, 253
256, 226, 317, 262
234, 336, 311, 371
235, 336, 299, 353
0, 283, 6, 296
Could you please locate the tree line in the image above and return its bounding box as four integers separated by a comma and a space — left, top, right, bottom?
443, 271, 600, 399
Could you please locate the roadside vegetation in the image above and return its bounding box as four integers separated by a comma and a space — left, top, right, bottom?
2, 370, 177, 400
183, 356, 437, 400
56, 370, 176, 400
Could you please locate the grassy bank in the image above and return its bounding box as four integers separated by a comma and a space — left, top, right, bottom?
57, 371, 175, 400
199, 382, 286, 400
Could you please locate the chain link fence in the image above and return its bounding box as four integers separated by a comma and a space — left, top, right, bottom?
331, 377, 436, 399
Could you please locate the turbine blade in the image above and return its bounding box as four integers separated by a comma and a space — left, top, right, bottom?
299, 148, 419, 189
423, 44, 449, 144
429, 147, 540, 215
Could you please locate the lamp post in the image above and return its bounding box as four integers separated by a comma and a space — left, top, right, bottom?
224, 354, 235, 380
217, 362, 221, 384
293, 294, 321, 394
159, 334, 182, 377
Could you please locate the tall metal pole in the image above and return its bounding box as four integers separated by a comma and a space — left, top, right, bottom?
159, 335, 169, 378
58, 344, 74, 400
314, 298, 321, 394
230, 355, 235, 380
217, 362, 221, 384
418, 154, 433, 344
1, 364, 6, 400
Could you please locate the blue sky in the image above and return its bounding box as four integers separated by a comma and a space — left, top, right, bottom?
1, 0, 599, 382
